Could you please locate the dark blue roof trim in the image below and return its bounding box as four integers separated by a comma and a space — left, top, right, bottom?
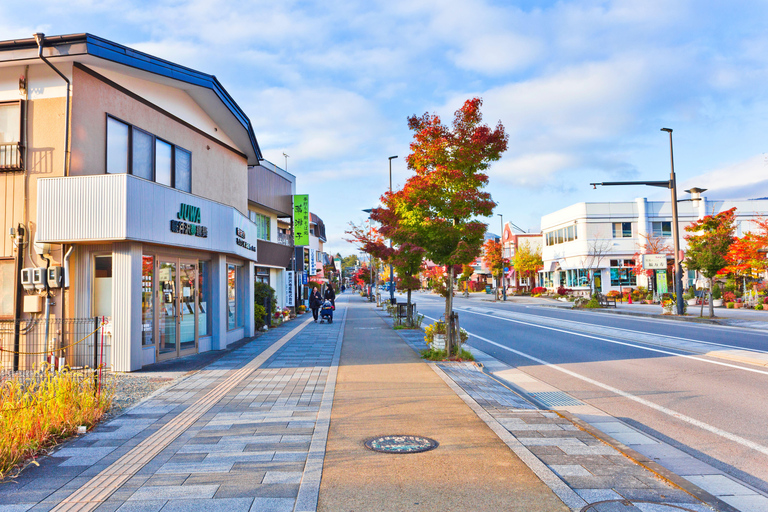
9, 33, 261, 161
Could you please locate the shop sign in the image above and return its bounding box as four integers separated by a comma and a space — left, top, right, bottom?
293, 194, 309, 246
656, 269, 668, 294
285, 270, 295, 307
171, 202, 208, 238
309, 248, 316, 275
235, 226, 255, 252
642, 254, 667, 270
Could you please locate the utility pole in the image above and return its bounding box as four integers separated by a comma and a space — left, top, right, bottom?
388, 155, 398, 304
498, 213, 506, 301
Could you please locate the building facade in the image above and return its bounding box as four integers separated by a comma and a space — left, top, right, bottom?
0, 33, 293, 372
538, 196, 768, 295
501, 223, 541, 291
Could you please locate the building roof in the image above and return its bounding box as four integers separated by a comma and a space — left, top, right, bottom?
0, 33, 262, 164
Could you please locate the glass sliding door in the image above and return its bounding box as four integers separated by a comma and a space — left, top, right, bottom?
179, 262, 197, 354
158, 260, 178, 359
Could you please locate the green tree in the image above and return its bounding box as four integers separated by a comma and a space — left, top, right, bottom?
684, 207, 736, 318
399, 98, 508, 354
512, 241, 543, 291
482, 239, 509, 301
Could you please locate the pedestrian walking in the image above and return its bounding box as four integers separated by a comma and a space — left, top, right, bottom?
309, 286, 322, 322
324, 283, 336, 308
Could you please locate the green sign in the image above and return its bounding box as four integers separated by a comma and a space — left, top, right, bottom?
656, 269, 668, 294
293, 194, 309, 246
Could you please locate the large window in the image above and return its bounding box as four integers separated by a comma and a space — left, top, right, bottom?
565, 269, 589, 287
544, 225, 578, 246
0, 260, 14, 317
141, 255, 154, 346
227, 263, 243, 330
105, 115, 192, 191
651, 221, 672, 237
250, 211, 271, 241
198, 261, 212, 337
613, 222, 632, 238
609, 259, 636, 286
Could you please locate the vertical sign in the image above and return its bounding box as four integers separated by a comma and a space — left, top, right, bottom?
285, 270, 295, 307
656, 269, 668, 294
309, 248, 316, 275
293, 195, 309, 246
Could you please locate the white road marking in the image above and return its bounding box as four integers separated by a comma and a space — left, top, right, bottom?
421, 311, 768, 457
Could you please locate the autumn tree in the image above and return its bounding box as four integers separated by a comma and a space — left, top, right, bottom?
724, 217, 768, 279
512, 241, 543, 291
684, 207, 737, 318
457, 264, 474, 297
482, 239, 509, 301
398, 98, 508, 354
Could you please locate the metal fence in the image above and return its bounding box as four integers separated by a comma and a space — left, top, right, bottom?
0, 318, 111, 382
0, 142, 23, 170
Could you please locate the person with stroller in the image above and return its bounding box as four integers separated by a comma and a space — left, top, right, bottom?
324, 283, 336, 308
309, 286, 322, 322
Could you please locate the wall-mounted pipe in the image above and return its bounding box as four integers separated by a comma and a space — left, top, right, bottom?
34, 33, 70, 176
63, 245, 74, 288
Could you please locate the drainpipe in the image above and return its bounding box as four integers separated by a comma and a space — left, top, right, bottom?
12, 225, 25, 371
34, 33, 70, 176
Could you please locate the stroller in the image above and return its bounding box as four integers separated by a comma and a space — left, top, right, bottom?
319, 299, 334, 323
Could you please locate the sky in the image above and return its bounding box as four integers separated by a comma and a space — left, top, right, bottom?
5, 0, 768, 256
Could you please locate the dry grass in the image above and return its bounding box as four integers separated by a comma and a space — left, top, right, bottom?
0, 365, 114, 479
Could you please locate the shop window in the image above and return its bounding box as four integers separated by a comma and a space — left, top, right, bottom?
106, 117, 129, 174
0, 260, 13, 317
613, 222, 632, 238
93, 255, 113, 318
652, 221, 672, 237
610, 267, 636, 286
175, 147, 192, 193
227, 263, 241, 330
198, 261, 211, 337
141, 255, 154, 346
155, 139, 172, 187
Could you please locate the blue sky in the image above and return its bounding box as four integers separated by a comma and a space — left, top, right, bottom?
6, 0, 768, 256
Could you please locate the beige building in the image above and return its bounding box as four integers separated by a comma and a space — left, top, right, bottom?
0, 33, 294, 372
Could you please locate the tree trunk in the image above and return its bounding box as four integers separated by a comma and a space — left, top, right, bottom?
708, 288, 714, 318
445, 266, 453, 355
407, 288, 412, 326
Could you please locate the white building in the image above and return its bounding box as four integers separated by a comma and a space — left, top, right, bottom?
539, 196, 768, 295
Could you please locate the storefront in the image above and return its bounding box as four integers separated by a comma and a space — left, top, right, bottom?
36, 174, 259, 371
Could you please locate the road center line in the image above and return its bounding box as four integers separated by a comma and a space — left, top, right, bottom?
422, 311, 768, 457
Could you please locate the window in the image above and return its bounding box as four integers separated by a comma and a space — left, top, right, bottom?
132, 128, 154, 181
175, 147, 192, 192
0, 102, 22, 170
106, 117, 129, 174
227, 263, 243, 330
610, 268, 636, 286
651, 221, 672, 237
141, 255, 154, 346
545, 225, 577, 246
613, 222, 632, 238
105, 115, 191, 191
0, 260, 13, 317
155, 139, 172, 186
565, 269, 589, 287
198, 261, 212, 337
250, 212, 271, 241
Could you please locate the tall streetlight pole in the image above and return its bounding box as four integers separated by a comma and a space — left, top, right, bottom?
388, 155, 398, 304
363, 209, 374, 302
498, 213, 506, 301
590, 127, 689, 316
661, 128, 684, 316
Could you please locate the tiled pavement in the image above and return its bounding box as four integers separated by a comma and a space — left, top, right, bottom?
390, 311, 718, 512
0, 305, 345, 512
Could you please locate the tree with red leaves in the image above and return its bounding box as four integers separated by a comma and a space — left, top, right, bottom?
482, 239, 509, 301
399, 98, 508, 354
631, 234, 673, 294
724, 217, 768, 279
684, 207, 736, 318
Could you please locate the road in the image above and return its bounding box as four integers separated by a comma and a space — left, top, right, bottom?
408, 292, 768, 494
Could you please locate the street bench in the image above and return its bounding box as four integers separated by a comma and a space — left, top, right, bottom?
597, 294, 617, 308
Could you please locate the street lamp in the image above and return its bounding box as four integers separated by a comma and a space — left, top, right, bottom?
498, 213, 506, 301
589, 127, 692, 315
388, 155, 398, 304
363, 209, 374, 302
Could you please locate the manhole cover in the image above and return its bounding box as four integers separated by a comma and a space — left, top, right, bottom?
365, 435, 439, 454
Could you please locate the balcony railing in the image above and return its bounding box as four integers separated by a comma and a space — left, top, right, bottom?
277, 232, 293, 246
0, 142, 23, 171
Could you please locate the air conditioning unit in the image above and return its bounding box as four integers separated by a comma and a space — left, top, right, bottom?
32, 267, 47, 291
20, 268, 35, 291
48, 266, 63, 289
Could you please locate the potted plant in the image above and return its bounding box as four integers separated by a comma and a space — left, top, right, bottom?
685, 287, 697, 306
712, 284, 723, 307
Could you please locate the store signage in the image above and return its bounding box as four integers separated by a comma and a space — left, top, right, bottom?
286, 270, 295, 307
656, 269, 668, 294
293, 194, 309, 246
235, 227, 255, 252
309, 248, 316, 275
642, 254, 667, 270
171, 203, 208, 238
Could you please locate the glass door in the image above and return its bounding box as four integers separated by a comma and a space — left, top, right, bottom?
157, 260, 178, 360
179, 261, 197, 355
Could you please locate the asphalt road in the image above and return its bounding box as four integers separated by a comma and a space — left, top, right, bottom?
407, 292, 768, 494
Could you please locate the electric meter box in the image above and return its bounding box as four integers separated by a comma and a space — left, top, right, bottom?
47, 266, 63, 289
20, 268, 35, 291
32, 267, 47, 291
